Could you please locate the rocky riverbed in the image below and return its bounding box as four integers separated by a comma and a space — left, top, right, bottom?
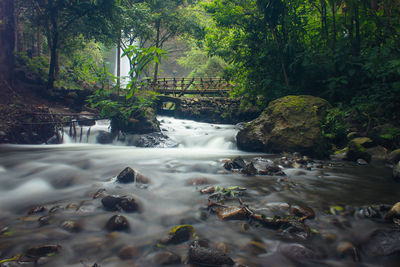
1, 117, 400, 267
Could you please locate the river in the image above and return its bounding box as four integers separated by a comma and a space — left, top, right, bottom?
0, 117, 399, 266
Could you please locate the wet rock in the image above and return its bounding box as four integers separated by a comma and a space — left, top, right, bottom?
224, 157, 246, 171
336, 241, 359, 261
60, 220, 83, 232
26, 245, 61, 258
362, 229, 400, 257
188, 242, 234, 266
92, 188, 107, 199
345, 139, 372, 163
259, 163, 285, 176
152, 251, 181, 265
101, 195, 140, 213
244, 239, 267, 255
280, 243, 319, 261
49, 205, 63, 213
241, 162, 258, 176
28, 206, 47, 215
96, 130, 114, 144
281, 220, 311, 240
200, 186, 216, 194
105, 215, 130, 232
393, 162, 400, 181
356, 158, 368, 165
384, 202, 400, 221
135, 173, 150, 184
216, 206, 248, 220
357, 206, 381, 219
119, 197, 140, 212
290, 205, 315, 220
102, 195, 122, 211
38, 215, 52, 226
389, 149, 400, 164
365, 146, 388, 163
185, 177, 217, 186
118, 245, 140, 260
161, 225, 193, 245
117, 167, 136, 183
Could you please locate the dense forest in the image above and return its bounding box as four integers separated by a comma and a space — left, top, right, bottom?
2, 1, 400, 266
1, 0, 400, 146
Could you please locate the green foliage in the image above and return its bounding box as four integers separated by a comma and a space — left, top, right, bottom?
15, 52, 49, 81
321, 105, 350, 145
88, 45, 164, 129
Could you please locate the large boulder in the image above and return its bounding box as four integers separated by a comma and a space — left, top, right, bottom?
111, 107, 160, 134
236, 95, 331, 157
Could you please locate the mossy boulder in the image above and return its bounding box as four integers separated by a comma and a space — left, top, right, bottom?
111, 107, 160, 134
345, 138, 371, 163
236, 95, 331, 157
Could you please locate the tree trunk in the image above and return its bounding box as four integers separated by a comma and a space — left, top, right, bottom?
354, 4, 360, 56
0, 0, 15, 82
153, 20, 161, 81
270, 27, 290, 88
47, 0, 59, 89
117, 34, 121, 94
37, 27, 42, 56
331, 1, 337, 50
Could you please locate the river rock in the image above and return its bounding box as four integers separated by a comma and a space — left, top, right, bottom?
345, 139, 372, 163
290, 205, 315, 219
110, 107, 160, 134
96, 130, 114, 144
393, 162, 400, 181
118, 245, 140, 260
26, 245, 61, 258
389, 149, 400, 164
161, 225, 192, 245
102, 195, 140, 213
280, 243, 319, 261
117, 167, 136, 183
224, 157, 246, 170
384, 202, 400, 221
105, 215, 130, 232
152, 251, 181, 265
216, 206, 248, 220
365, 146, 388, 163
236, 95, 331, 157
188, 242, 234, 266
241, 162, 258, 175
336, 241, 359, 261
362, 229, 400, 257
28, 206, 47, 215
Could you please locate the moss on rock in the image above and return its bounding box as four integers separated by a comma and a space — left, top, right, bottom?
237, 95, 331, 158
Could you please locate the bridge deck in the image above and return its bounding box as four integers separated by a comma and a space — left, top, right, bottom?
139, 77, 232, 96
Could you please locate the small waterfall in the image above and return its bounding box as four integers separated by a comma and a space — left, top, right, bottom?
60, 119, 112, 144
58, 116, 239, 150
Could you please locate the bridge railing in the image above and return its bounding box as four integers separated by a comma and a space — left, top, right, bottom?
138, 77, 233, 96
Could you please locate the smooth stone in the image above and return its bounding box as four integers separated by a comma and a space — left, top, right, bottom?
117, 167, 136, 183
241, 162, 258, 175
28, 206, 47, 215
336, 241, 359, 261
362, 229, 400, 257
161, 226, 192, 245
389, 149, 400, 164
384, 202, 400, 221
105, 215, 130, 232
26, 245, 61, 258
118, 245, 140, 260
280, 243, 319, 261
290, 205, 315, 219
152, 251, 181, 265
188, 242, 234, 266
216, 206, 247, 220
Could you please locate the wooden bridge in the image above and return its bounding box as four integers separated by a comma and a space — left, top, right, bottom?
138, 77, 232, 96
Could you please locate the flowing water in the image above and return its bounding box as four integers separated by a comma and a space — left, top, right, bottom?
0, 117, 399, 266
